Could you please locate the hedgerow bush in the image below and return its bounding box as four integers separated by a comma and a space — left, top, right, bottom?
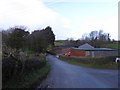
2, 54, 46, 87
60, 55, 117, 64
2, 57, 16, 84
24, 59, 46, 73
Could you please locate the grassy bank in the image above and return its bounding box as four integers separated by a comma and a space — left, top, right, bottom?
59, 55, 118, 69
2, 54, 50, 89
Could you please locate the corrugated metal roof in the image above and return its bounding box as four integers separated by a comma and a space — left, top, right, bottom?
73, 47, 117, 51
78, 43, 94, 49
77, 43, 118, 51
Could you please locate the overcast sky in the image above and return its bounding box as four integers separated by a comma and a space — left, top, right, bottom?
0, 0, 119, 40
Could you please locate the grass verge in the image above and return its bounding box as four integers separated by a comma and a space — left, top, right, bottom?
59, 55, 118, 69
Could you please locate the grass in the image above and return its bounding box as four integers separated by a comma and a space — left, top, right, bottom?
3, 62, 50, 89
60, 55, 118, 69
54, 40, 65, 46
103, 43, 120, 49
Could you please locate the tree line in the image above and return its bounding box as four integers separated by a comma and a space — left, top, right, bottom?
65, 30, 112, 48
2, 26, 55, 54
81, 30, 111, 47
2, 26, 53, 88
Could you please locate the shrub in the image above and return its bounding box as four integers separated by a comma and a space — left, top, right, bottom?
2, 57, 16, 84
2, 54, 47, 87
24, 59, 46, 73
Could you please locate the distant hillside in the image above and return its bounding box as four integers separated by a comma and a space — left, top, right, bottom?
103, 43, 120, 49
54, 40, 66, 46
55, 40, 120, 49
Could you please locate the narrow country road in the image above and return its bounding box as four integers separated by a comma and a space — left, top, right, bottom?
37, 55, 118, 88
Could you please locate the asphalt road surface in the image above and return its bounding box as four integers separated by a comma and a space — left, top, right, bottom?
37, 55, 118, 88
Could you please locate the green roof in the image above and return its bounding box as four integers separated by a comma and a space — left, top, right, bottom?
74, 48, 117, 51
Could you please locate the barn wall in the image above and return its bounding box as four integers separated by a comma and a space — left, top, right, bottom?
70, 49, 86, 57
53, 47, 71, 55
94, 51, 118, 57
85, 51, 95, 57
61, 48, 71, 54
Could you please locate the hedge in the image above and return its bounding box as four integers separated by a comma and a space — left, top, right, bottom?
60, 55, 117, 64
2, 55, 47, 88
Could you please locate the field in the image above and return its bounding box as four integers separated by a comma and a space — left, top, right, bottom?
104, 43, 120, 49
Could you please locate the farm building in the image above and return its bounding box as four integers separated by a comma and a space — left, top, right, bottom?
53, 45, 73, 55
64, 43, 118, 57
